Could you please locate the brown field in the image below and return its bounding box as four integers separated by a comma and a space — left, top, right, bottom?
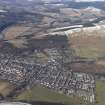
3, 25, 31, 48
3, 25, 49, 48
60, 8, 105, 17
69, 35, 105, 59
71, 62, 105, 74
4, 26, 30, 40
6, 39, 28, 48
0, 80, 15, 97
67, 28, 105, 74
60, 8, 81, 17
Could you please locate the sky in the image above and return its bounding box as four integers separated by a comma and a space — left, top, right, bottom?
27, 0, 105, 2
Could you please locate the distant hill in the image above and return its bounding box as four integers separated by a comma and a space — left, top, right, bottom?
74, 0, 105, 2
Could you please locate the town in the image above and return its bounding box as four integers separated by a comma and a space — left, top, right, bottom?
0, 34, 95, 103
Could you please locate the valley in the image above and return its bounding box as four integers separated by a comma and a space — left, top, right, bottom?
0, 0, 105, 105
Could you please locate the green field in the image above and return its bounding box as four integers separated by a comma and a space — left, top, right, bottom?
15, 85, 84, 105
96, 81, 105, 105
14, 81, 105, 105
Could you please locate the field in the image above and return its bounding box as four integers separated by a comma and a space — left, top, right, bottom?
3, 25, 31, 48
0, 80, 104, 105
0, 80, 14, 97
96, 81, 105, 105
15, 85, 84, 105
13, 81, 105, 105
69, 35, 105, 59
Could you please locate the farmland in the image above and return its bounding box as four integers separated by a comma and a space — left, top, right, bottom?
0, 80, 15, 98
67, 26, 105, 59
15, 85, 84, 105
